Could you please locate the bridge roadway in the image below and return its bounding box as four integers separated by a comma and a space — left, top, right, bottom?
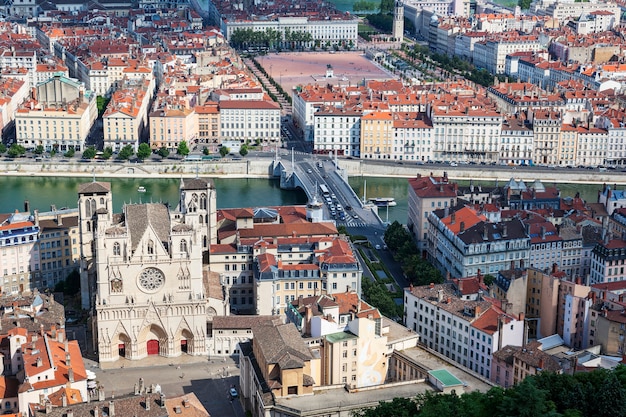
274, 152, 388, 241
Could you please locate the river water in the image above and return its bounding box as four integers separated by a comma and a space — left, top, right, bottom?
0, 175, 605, 225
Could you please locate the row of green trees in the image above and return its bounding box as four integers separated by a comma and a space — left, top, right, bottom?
229, 28, 313, 51
402, 44, 505, 87
250, 58, 292, 105
355, 366, 626, 417
384, 221, 443, 286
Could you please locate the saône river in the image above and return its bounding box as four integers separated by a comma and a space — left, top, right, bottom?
0, 175, 608, 226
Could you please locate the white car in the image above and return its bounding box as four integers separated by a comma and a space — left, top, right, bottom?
230, 388, 238, 398
450, 162, 458, 167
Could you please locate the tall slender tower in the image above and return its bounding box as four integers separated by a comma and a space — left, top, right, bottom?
392, 0, 404, 41
77, 181, 112, 310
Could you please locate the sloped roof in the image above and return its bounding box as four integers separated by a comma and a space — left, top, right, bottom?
124, 203, 171, 252
78, 181, 111, 194
253, 323, 312, 366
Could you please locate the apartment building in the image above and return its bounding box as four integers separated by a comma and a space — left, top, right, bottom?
473, 35, 542, 74
313, 107, 362, 157
526, 219, 563, 272
491, 341, 562, 388
149, 106, 196, 151
196, 102, 220, 152
557, 278, 591, 347
360, 111, 393, 159
15, 75, 97, 152
34, 61, 69, 86
240, 322, 319, 407
0, 212, 39, 295
102, 77, 153, 152
0, 77, 29, 138
590, 238, 626, 285
427, 100, 502, 164
407, 175, 458, 252
404, 281, 525, 379
210, 205, 354, 316
427, 206, 529, 278
598, 185, 626, 216
500, 114, 534, 165
219, 100, 280, 144
17, 328, 88, 413
292, 85, 347, 142
392, 112, 434, 162
31, 208, 80, 291
253, 237, 362, 316
288, 291, 388, 388
532, 109, 562, 165
595, 108, 626, 167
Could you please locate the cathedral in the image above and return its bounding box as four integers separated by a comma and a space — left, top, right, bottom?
78, 178, 221, 364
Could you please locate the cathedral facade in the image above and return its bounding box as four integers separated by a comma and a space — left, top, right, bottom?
78, 178, 220, 364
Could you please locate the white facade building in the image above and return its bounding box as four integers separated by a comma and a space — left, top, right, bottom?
404, 282, 525, 379
219, 100, 281, 144
313, 107, 362, 157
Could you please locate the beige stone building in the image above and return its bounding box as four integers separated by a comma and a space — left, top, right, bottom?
15, 75, 97, 152
149, 106, 196, 151
360, 111, 393, 159
406, 175, 458, 252
196, 102, 220, 152
102, 77, 154, 152
34, 208, 80, 290
78, 178, 222, 363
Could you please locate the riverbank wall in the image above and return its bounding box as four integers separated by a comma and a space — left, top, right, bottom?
1, 157, 625, 185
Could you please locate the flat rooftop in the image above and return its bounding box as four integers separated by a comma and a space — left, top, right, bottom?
398, 346, 494, 393
273, 381, 434, 414
429, 369, 464, 387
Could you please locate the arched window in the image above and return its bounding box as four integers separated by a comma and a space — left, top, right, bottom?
180, 239, 188, 255
200, 193, 207, 210
113, 242, 121, 256
90, 199, 96, 216
100, 197, 105, 204
203, 236, 207, 248
147, 240, 154, 255
199, 216, 203, 224
85, 199, 93, 217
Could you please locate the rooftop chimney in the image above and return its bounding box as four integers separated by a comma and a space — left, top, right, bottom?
67, 411, 73, 417
45, 402, 52, 414
94, 407, 99, 417
109, 400, 115, 417
145, 397, 150, 411
68, 367, 74, 383
62, 394, 67, 407
160, 393, 166, 408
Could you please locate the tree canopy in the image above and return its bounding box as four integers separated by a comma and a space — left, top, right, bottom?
384, 221, 443, 286
354, 367, 626, 417
117, 145, 134, 160
7, 144, 25, 158
157, 147, 170, 158
177, 140, 190, 156
136, 143, 151, 160
219, 146, 230, 157
82, 146, 97, 159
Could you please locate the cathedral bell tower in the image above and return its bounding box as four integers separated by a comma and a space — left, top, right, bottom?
393, 0, 404, 41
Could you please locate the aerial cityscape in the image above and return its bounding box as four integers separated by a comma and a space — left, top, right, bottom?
0, 0, 626, 415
